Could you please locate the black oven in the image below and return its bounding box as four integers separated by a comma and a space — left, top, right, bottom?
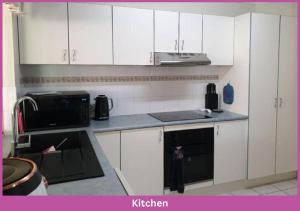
164, 127, 214, 190
23, 91, 90, 132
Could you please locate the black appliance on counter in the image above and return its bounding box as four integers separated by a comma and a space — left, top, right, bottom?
23, 91, 90, 132
149, 110, 211, 122
164, 127, 214, 192
94, 95, 113, 121
205, 83, 218, 110
15, 131, 104, 184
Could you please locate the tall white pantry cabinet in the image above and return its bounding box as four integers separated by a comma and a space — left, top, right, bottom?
275, 16, 297, 175
248, 13, 297, 179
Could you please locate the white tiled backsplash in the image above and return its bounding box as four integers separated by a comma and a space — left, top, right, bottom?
18, 65, 228, 116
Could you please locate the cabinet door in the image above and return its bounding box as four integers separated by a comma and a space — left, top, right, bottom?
68, 3, 112, 65
203, 15, 234, 65
179, 13, 202, 53
113, 7, 154, 65
155, 10, 179, 53
214, 120, 247, 185
121, 127, 163, 195
18, 3, 68, 64
276, 16, 297, 174
95, 131, 120, 169
248, 13, 280, 179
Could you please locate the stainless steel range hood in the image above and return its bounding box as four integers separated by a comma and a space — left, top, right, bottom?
154, 52, 211, 66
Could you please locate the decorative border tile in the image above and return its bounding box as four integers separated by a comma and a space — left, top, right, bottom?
20, 75, 219, 84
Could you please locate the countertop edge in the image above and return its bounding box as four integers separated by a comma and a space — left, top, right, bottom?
92, 113, 248, 133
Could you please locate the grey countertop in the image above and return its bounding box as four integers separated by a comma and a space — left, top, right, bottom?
2, 110, 247, 195
91, 110, 248, 132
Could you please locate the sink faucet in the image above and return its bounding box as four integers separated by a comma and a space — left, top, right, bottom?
12, 96, 38, 156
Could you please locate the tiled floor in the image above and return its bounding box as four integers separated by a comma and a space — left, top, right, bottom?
220, 179, 298, 196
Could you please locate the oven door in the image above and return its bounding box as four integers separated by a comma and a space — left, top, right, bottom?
164, 128, 214, 188
164, 144, 214, 187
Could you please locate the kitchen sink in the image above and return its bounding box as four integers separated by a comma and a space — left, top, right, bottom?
16, 132, 83, 154
15, 131, 104, 185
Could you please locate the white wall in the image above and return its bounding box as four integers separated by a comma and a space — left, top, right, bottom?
254, 3, 297, 17
102, 2, 254, 16
11, 2, 296, 118
102, 2, 296, 17
218, 13, 251, 115
19, 65, 224, 116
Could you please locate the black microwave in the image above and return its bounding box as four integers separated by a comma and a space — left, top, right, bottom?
22, 91, 90, 132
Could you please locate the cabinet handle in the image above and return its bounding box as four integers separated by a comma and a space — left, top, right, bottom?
181, 40, 184, 51
63, 49, 67, 61
149, 52, 153, 64
274, 98, 278, 108
174, 40, 178, 51
160, 130, 163, 142
216, 125, 220, 136
279, 97, 283, 108
72, 49, 76, 62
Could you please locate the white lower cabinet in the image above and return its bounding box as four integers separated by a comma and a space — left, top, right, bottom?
96, 120, 249, 194
214, 120, 248, 185
121, 127, 164, 195
95, 131, 120, 169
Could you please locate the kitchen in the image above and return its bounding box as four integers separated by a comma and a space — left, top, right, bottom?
2, 2, 297, 196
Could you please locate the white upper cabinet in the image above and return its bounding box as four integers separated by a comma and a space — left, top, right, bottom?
179, 13, 202, 53
248, 13, 280, 179
276, 16, 297, 174
19, 3, 69, 64
155, 11, 203, 53
18, 4, 235, 66
203, 15, 234, 65
113, 7, 154, 65
68, 3, 113, 65
155, 10, 179, 53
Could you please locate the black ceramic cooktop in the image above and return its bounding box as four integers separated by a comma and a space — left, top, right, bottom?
148, 110, 211, 122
